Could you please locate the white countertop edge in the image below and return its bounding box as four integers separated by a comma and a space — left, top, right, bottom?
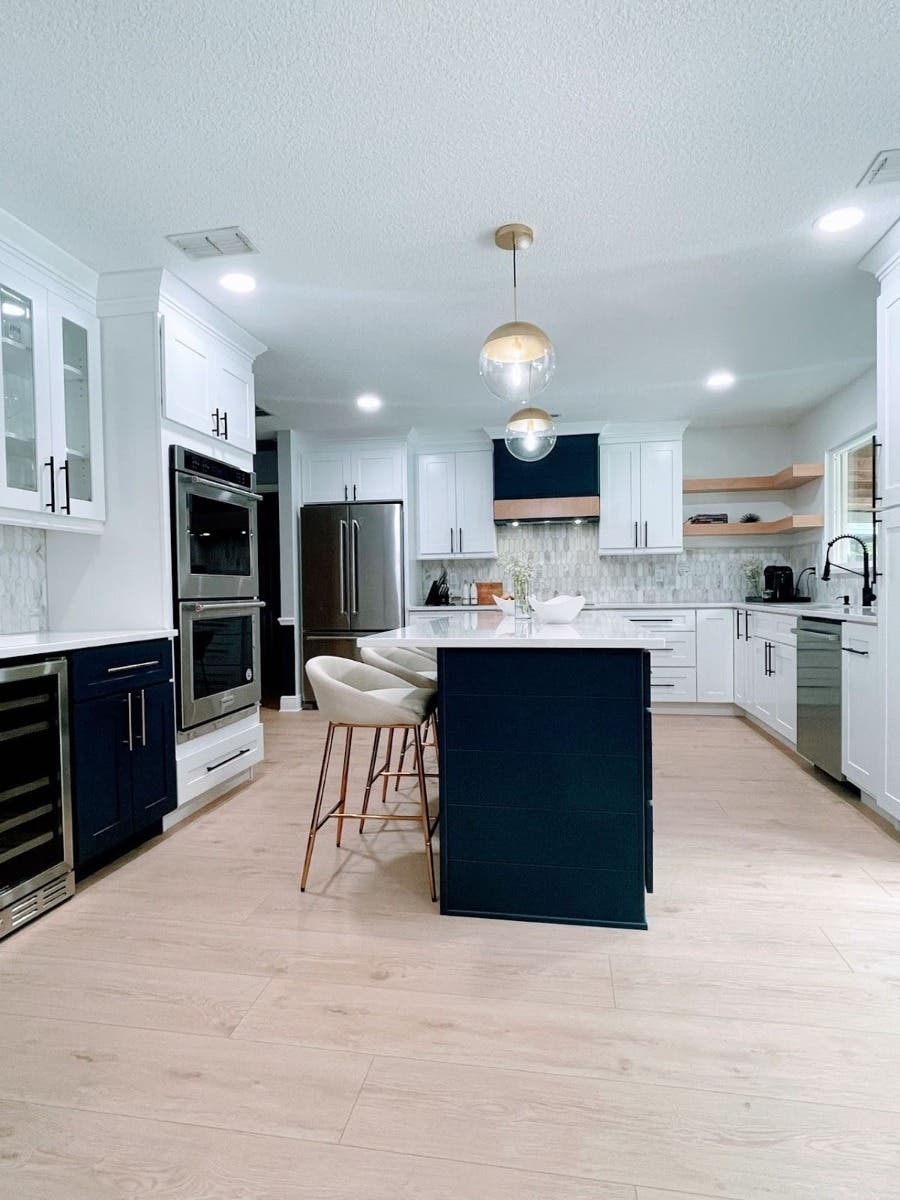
409, 601, 876, 626
0, 629, 178, 660
361, 611, 663, 650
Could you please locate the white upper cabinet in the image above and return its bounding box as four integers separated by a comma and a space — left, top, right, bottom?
0, 252, 103, 529
598, 433, 683, 554
876, 262, 900, 510
696, 608, 734, 703
352, 444, 403, 501
47, 294, 104, 521
302, 443, 403, 504
841, 621, 880, 794
415, 449, 496, 558
160, 307, 257, 453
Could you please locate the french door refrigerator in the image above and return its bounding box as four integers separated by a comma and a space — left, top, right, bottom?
300, 502, 404, 705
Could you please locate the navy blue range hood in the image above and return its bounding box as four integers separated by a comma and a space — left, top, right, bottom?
493, 433, 600, 524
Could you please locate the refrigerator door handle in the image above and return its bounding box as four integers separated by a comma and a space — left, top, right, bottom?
351, 519, 360, 614
339, 521, 348, 615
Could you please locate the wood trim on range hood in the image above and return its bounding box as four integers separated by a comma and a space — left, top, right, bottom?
493, 496, 600, 522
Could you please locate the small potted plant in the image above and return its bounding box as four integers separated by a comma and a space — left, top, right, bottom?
742, 558, 764, 601
500, 553, 536, 620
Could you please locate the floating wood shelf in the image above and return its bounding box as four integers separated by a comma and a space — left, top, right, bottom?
684, 515, 824, 537
683, 463, 824, 493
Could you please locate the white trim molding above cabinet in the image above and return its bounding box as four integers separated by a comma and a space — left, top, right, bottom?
302, 442, 404, 504
598, 424, 686, 555
0, 236, 105, 531
415, 449, 496, 558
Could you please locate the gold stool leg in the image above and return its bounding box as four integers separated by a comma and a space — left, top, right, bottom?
381, 728, 394, 804
335, 726, 354, 847
300, 722, 335, 891
414, 725, 437, 902
359, 727, 382, 833
395, 728, 410, 791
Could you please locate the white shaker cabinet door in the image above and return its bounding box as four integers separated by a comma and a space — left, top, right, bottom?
881, 507, 900, 820
598, 442, 641, 550
416, 453, 457, 556
640, 439, 683, 551
212, 346, 255, 453
352, 444, 403, 501
877, 272, 900, 511
454, 450, 496, 557
751, 637, 775, 727
841, 622, 880, 793
160, 310, 213, 437
696, 608, 735, 702
302, 449, 352, 503
772, 640, 797, 744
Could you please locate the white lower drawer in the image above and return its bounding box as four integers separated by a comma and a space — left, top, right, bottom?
176, 719, 264, 806
649, 666, 698, 702
649, 631, 696, 668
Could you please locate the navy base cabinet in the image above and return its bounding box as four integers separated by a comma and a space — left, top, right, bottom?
438, 647, 652, 928
70, 640, 176, 875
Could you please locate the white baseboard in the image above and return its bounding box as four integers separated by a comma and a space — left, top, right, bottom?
280, 695, 302, 712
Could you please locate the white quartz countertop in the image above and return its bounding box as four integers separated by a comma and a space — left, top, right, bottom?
410, 601, 876, 626
361, 610, 664, 650
0, 629, 177, 661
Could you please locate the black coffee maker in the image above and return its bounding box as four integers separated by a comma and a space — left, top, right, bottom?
763, 564, 794, 602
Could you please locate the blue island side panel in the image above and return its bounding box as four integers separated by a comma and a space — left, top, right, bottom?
438, 647, 652, 929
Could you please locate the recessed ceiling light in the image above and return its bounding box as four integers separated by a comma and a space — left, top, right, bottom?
705, 370, 736, 391
1, 301, 26, 317
219, 272, 256, 293
814, 206, 864, 234
356, 393, 382, 412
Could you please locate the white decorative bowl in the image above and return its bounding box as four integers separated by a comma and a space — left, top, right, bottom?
492, 595, 516, 615
530, 594, 585, 624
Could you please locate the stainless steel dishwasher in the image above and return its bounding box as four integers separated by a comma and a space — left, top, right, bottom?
796, 617, 843, 780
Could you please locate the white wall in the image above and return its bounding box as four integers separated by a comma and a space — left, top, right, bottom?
682, 424, 791, 478
790, 368, 876, 519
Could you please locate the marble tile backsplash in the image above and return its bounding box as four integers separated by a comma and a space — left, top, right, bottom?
419, 524, 832, 606
0, 525, 48, 633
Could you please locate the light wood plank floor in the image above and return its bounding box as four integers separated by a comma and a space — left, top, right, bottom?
2, 710, 900, 1199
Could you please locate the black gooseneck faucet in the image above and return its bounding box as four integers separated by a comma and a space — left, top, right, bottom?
821, 535, 876, 608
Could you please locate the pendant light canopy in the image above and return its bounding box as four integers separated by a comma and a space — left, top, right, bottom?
504, 405, 557, 462
479, 224, 556, 404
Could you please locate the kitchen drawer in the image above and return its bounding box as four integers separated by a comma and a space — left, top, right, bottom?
70, 639, 173, 701
649, 630, 695, 668
176, 721, 264, 806
649, 666, 697, 702
746, 611, 796, 646
618, 609, 696, 631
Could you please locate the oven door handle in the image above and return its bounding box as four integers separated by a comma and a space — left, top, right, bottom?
190, 600, 266, 612
176, 471, 263, 503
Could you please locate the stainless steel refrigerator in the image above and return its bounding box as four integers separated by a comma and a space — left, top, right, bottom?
300, 502, 404, 705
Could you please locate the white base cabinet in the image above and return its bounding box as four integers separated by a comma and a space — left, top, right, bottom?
748, 630, 796, 745
696, 608, 734, 702
841, 621, 880, 793
880, 507, 900, 819
733, 609, 753, 709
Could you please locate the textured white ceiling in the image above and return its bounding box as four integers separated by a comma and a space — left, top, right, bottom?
2, 1, 899, 433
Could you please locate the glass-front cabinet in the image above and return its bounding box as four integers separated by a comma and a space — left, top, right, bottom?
0, 268, 50, 513
0, 255, 103, 526
47, 296, 104, 521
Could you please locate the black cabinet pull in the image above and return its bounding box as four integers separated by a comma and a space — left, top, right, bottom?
459, 527, 463, 553
59, 460, 71, 514
842, 646, 869, 657
344, 485, 348, 501
212, 409, 220, 436
644, 519, 648, 547
634, 521, 638, 548
222, 411, 228, 440
353, 483, 357, 500
44, 456, 56, 511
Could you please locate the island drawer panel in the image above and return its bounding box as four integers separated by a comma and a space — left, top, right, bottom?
445, 806, 642, 871
439, 649, 644, 699
442, 750, 645, 812
444, 860, 646, 927
444, 697, 643, 754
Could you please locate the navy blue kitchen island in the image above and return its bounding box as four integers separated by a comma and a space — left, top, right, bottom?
361, 611, 657, 928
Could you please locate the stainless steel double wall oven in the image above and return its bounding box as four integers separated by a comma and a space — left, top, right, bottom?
171, 447, 263, 735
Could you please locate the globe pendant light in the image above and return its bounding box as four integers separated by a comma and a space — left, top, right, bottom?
479, 224, 555, 404
505, 405, 557, 462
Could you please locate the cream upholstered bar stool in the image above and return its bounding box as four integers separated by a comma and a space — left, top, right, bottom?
301, 656, 440, 900
360, 646, 439, 790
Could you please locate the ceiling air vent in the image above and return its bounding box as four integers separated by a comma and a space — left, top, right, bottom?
857, 150, 900, 187
166, 226, 259, 259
